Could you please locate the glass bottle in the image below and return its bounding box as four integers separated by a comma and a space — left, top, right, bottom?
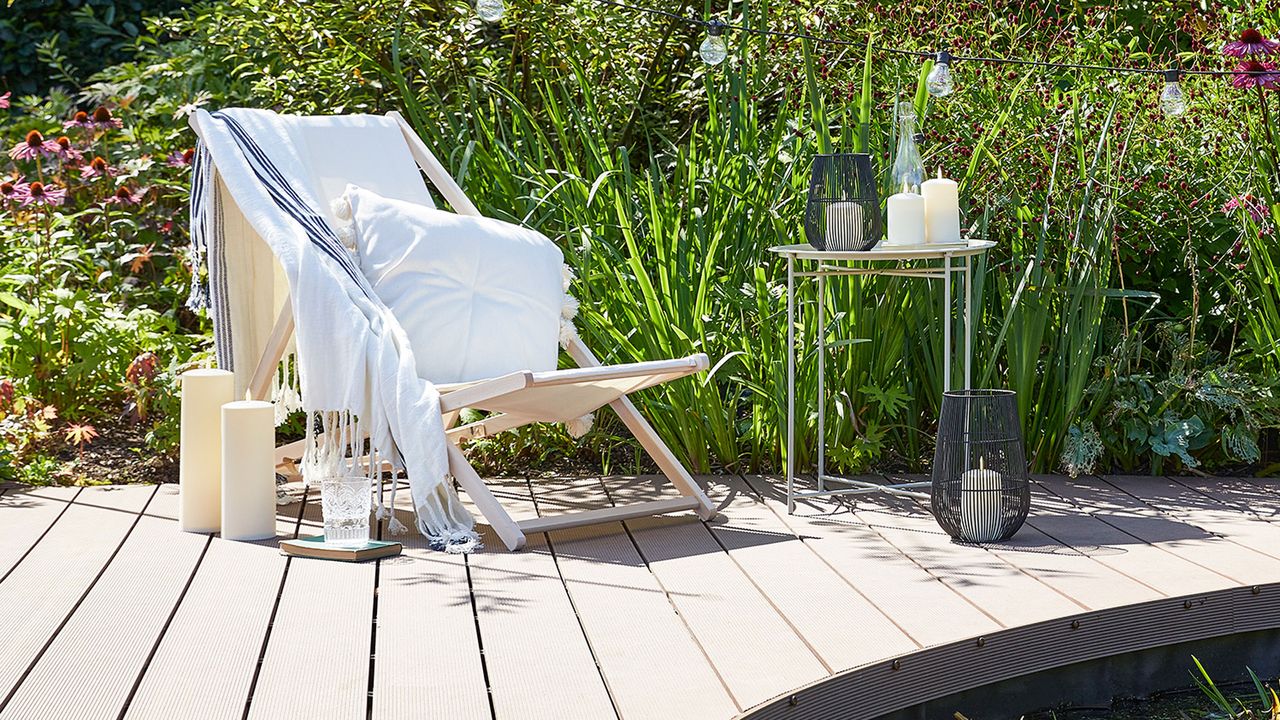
891, 101, 925, 193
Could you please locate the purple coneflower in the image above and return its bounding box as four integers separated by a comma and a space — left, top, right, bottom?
21, 181, 66, 208
0, 179, 26, 205
89, 106, 123, 130
1223, 28, 1280, 57
1231, 60, 1280, 89
80, 156, 115, 180
8, 130, 60, 160
1223, 193, 1269, 223
0, 92, 9, 110
63, 110, 91, 130
107, 185, 142, 206
53, 136, 82, 163
165, 148, 195, 168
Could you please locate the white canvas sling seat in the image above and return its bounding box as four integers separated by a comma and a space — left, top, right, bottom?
188, 108, 719, 551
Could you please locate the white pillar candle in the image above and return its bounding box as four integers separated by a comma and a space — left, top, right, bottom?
220, 398, 277, 541
824, 202, 864, 246
179, 369, 234, 533
885, 187, 925, 246
960, 465, 1003, 542
921, 170, 962, 245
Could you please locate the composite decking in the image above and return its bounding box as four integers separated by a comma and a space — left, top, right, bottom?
2, 473, 1280, 719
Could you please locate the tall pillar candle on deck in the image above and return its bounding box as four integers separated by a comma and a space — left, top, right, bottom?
921, 169, 961, 245
179, 369, 234, 533
885, 183, 925, 246
220, 396, 277, 541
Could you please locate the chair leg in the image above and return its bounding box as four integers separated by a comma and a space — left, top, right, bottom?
608, 394, 718, 520
447, 444, 527, 551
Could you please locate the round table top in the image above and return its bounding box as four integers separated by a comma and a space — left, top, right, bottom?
769, 239, 996, 261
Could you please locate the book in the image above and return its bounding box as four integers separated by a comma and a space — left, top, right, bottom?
279, 535, 402, 562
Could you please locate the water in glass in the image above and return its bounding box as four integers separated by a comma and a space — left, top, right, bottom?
320, 476, 371, 548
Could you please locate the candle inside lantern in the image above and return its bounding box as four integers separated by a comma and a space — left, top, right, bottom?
824, 201, 864, 247
960, 459, 1003, 543
885, 182, 925, 246
220, 395, 277, 541
921, 168, 962, 245
179, 369, 235, 533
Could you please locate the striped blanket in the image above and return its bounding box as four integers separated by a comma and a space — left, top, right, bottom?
188, 108, 480, 552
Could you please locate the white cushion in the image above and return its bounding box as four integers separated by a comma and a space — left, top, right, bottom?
343, 185, 565, 384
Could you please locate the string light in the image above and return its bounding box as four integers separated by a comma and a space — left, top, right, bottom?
476, 0, 505, 23
1160, 68, 1188, 116
700, 19, 728, 66
926, 50, 955, 97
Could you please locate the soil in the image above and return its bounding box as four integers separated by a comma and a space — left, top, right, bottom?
43, 417, 178, 486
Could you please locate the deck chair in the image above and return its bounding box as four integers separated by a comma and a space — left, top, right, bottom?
188, 110, 718, 550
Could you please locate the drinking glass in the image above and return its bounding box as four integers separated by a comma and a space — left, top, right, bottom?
320, 476, 372, 548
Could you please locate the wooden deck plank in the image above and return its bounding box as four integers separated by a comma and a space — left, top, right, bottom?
246, 490, 374, 720
0, 485, 80, 579
742, 475, 1001, 647
0, 484, 155, 706
1039, 476, 1280, 585
462, 477, 618, 720
610, 476, 828, 710
0, 486, 209, 720
372, 485, 491, 720
709, 475, 918, 672
527, 475, 739, 720
1026, 477, 1236, 597
122, 487, 307, 720
1104, 474, 1280, 576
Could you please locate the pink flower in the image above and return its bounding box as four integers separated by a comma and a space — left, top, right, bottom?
1223, 193, 1269, 223
165, 148, 195, 168
0, 92, 9, 110
53, 136, 82, 163
8, 130, 60, 160
21, 181, 66, 208
106, 185, 142, 206
88, 106, 123, 130
80, 156, 115, 180
1231, 60, 1280, 89
1223, 28, 1280, 57
0, 179, 26, 205
63, 110, 91, 130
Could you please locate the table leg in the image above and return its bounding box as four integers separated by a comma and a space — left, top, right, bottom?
786, 255, 796, 513
943, 254, 952, 393
964, 254, 972, 390
817, 273, 825, 492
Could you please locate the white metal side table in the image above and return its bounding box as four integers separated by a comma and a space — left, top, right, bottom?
769, 240, 996, 512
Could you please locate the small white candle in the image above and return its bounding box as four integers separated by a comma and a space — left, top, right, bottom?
885, 184, 925, 246
180, 369, 234, 533
824, 202, 864, 246
960, 463, 1003, 542
921, 169, 961, 245
220, 397, 277, 541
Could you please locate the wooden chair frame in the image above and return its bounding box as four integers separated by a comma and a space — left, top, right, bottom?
190, 110, 718, 550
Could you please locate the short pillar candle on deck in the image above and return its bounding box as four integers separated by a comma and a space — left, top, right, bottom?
179, 369, 234, 533
220, 396, 277, 541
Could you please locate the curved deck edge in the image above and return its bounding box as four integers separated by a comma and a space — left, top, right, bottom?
739, 581, 1280, 720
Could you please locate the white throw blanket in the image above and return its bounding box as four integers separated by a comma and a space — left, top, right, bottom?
188, 108, 480, 552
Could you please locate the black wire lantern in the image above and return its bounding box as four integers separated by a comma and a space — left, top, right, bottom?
804, 153, 882, 251
931, 389, 1030, 543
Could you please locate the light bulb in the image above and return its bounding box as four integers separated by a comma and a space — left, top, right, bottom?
700, 20, 728, 66
476, 0, 504, 23
926, 50, 955, 97
1160, 68, 1187, 117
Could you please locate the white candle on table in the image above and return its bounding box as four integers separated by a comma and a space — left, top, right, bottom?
960, 462, 1002, 542
885, 184, 925, 246
179, 369, 234, 533
921, 169, 962, 245
220, 396, 277, 541
824, 202, 864, 247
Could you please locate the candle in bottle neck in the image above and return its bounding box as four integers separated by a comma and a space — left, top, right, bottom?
921, 168, 961, 245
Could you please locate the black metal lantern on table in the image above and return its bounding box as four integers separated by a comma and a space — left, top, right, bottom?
804, 153, 882, 251
931, 389, 1030, 543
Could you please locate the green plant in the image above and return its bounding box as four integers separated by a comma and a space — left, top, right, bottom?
1193, 656, 1280, 719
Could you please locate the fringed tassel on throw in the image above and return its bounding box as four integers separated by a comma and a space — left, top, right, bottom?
271, 353, 303, 426
566, 412, 595, 439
